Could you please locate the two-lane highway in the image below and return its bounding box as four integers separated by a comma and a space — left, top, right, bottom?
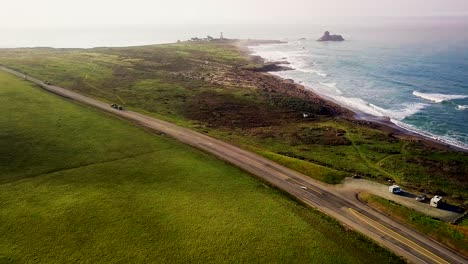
2, 66, 466, 263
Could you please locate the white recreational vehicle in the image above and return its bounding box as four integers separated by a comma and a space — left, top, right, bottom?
430, 196, 444, 208
388, 185, 402, 194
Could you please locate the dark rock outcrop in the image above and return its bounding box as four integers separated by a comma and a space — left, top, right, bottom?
242, 62, 293, 72
317, 31, 344, 42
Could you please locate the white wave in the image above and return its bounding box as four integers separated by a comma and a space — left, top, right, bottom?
320, 82, 336, 88
312, 70, 328, 77
284, 55, 328, 76
325, 96, 386, 117
294, 66, 328, 76
339, 97, 385, 116
327, 95, 468, 150
379, 103, 428, 120
319, 82, 342, 95
250, 50, 288, 63
325, 94, 428, 121
413, 91, 468, 103
334, 97, 468, 150
391, 120, 468, 151
249, 44, 330, 77
249, 44, 468, 150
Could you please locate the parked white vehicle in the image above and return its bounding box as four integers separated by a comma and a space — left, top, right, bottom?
430, 196, 444, 208
389, 185, 402, 194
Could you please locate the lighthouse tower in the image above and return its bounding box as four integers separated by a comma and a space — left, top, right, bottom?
220, 32, 224, 40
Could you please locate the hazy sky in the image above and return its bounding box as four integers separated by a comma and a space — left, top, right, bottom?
2, 0, 468, 28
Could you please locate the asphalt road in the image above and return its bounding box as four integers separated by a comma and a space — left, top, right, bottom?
2, 66, 467, 264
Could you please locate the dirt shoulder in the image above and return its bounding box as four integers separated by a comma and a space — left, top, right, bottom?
358, 192, 468, 257
336, 178, 462, 222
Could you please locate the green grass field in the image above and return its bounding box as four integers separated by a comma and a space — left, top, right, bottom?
1, 42, 467, 207
0, 71, 404, 263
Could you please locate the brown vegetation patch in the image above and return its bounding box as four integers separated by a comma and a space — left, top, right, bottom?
405, 156, 468, 188
185, 91, 297, 129
293, 126, 352, 146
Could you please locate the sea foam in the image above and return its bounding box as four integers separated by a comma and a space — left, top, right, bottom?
319, 82, 342, 95
308, 69, 328, 77
325, 95, 427, 121
249, 40, 468, 149
373, 102, 428, 120
391, 120, 468, 150
286, 57, 328, 77
249, 44, 330, 77
413, 91, 468, 103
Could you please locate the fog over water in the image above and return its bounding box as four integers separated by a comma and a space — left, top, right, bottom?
3, 0, 468, 28
1, 16, 468, 48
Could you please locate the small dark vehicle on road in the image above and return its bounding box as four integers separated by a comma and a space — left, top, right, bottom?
111, 104, 123, 110
44, 81, 52, 85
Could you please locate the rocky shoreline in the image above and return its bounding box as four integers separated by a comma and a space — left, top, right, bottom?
236, 40, 467, 153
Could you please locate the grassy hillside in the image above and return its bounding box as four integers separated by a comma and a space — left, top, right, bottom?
0, 72, 403, 263
0, 42, 467, 207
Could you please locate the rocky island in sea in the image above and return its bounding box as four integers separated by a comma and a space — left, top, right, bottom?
317, 31, 344, 41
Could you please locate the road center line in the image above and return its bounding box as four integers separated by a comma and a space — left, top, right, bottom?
349, 208, 449, 264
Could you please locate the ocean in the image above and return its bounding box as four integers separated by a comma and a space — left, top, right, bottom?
1, 20, 468, 149
249, 24, 468, 150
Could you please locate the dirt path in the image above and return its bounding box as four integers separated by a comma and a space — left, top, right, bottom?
347, 134, 396, 179
2, 66, 466, 264
82, 65, 126, 105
